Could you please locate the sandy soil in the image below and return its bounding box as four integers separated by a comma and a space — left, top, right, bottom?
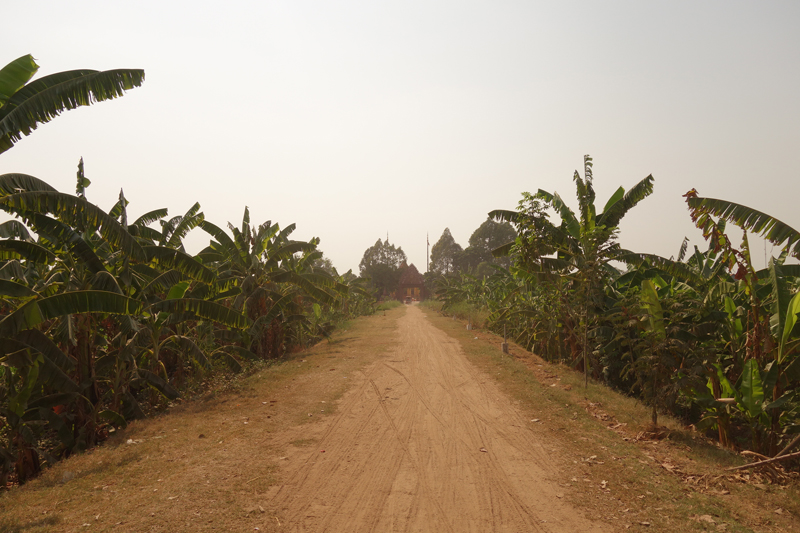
268, 305, 609, 532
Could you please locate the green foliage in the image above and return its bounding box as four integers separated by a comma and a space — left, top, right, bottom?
0, 55, 144, 155
463, 217, 517, 272
0, 166, 373, 486
430, 228, 463, 275
440, 155, 800, 457
358, 238, 407, 296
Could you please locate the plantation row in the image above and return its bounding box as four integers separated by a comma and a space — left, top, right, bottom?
0, 54, 382, 487
432, 156, 799, 459
0, 169, 377, 486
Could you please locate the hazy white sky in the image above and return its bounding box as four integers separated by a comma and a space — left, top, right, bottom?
2, 1, 798, 273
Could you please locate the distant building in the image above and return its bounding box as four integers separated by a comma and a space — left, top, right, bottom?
395, 263, 426, 302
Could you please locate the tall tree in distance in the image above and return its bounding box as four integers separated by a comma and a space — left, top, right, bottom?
464, 217, 517, 273
430, 228, 463, 275
359, 238, 407, 296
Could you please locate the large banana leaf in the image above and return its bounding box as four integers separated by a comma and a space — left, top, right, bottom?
270, 270, 336, 304
0, 68, 145, 154
6, 358, 40, 417
640, 280, 666, 341
132, 208, 169, 227
597, 174, 655, 229
199, 220, 243, 266
0, 220, 32, 240
263, 241, 317, 269
194, 248, 225, 264
0, 191, 145, 261
540, 190, 581, 239
91, 271, 124, 294
0, 291, 142, 337
0, 279, 38, 298
143, 245, 214, 284
600, 186, 625, 214
130, 225, 162, 243
488, 209, 521, 225
24, 213, 104, 272
0, 55, 38, 105
1, 330, 78, 393
0, 239, 56, 264
573, 170, 596, 231
146, 298, 250, 329
252, 221, 280, 258
769, 258, 790, 339
0, 259, 25, 280
686, 196, 800, 259
0, 173, 58, 197
490, 241, 515, 258
163, 202, 203, 248
739, 359, 765, 420
780, 291, 800, 363
617, 251, 706, 286
205, 286, 242, 302
139, 269, 184, 296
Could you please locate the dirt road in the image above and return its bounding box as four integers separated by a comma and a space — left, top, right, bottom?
6, 305, 795, 532
270, 305, 608, 532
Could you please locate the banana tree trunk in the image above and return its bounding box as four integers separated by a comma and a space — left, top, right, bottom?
708, 371, 731, 448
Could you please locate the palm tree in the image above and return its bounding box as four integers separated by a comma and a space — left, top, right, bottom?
0, 54, 144, 154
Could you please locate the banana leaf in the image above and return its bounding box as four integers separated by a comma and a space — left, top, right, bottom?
0, 291, 142, 337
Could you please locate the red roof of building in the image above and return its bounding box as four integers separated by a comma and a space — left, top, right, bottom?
398, 263, 425, 286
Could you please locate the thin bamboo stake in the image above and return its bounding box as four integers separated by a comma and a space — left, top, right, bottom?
584, 303, 588, 389
776, 433, 800, 458
724, 450, 800, 472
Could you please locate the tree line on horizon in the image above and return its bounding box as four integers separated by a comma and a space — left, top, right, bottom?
355, 219, 518, 300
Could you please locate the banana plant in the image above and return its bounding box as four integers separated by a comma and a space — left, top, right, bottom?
490, 155, 656, 381
0, 55, 144, 155
198, 207, 342, 357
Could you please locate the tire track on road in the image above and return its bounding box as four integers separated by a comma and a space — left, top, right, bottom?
270, 305, 609, 532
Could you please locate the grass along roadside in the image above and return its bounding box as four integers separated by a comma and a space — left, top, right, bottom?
422, 307, 799, 533
0, 306, 407, 533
